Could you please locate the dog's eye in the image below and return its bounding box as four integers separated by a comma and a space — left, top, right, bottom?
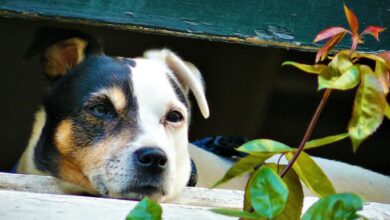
166, 110, 184, 123
90, 104, 112, 116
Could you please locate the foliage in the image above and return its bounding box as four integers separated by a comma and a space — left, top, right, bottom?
212, 154, 273, 187
214, 138, 341, 220
284, 3, 389, 151
213, 3, 387, 220
301, 193, 364, 220
286, 12, 388, 150
126, 197, 162, 220
125, 4, 388, 220
285, 151, 335, 197
271, 164, 303, 220
248, 166, 288, 218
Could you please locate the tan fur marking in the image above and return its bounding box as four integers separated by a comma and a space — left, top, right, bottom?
58, 158, 94, 191
78, 144, 107, 173
60, 138, 111, 193
55, 113, 132, 193
44, 38, 87, 77
96, 87, 127, 112
55, 120, 74, 155
78, 131, 132, 174
55, 125, 109, 193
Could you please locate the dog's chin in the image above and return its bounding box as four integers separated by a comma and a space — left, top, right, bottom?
109, 185, 166, 201
87, 173, 173, 201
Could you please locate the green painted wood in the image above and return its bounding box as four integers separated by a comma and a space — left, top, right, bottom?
0, 0, 389, 52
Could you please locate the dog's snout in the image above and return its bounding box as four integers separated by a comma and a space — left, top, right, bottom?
134, 147, 167, 172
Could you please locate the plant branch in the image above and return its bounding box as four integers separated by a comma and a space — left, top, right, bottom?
280, 89, 332, 178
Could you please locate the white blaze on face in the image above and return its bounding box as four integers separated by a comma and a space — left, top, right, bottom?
130, 59, 191, 200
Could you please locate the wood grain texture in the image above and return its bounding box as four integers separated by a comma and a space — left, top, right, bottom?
0, 188, 389, 219
0, 172, 244, 209
0, 190, 235, 220
1, 173, 390, 219
0, 0, 388, 52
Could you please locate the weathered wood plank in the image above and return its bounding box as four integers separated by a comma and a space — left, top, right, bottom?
0, 172, 244, 209
0, 0, 388, 52
0, 190, 236, 220
1, 172, 390, 219
1, 189, 390, 220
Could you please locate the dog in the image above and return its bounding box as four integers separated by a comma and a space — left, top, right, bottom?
17, 27, 390, 203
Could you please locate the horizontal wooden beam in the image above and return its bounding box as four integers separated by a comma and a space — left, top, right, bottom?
0, 190, 235, 220
0, 172, 244, 209
0, 0, 388, 52
1, 172, 390, 219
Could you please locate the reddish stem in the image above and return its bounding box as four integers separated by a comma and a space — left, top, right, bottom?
280, 89, 332, 178
276, 153, 285, 174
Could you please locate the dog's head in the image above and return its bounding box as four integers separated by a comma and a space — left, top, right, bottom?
22, 27, 209, 201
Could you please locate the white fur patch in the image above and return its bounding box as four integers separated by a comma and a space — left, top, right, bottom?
130, 58, 191, 200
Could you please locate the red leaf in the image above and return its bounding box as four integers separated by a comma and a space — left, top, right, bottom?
315, 32, 346, 63
350, 35, 360, 54
361, 26, 386, 41
313, 27, 349, 43
344, 4, 359, 35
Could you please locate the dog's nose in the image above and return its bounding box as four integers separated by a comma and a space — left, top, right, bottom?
134, 147, 167, 173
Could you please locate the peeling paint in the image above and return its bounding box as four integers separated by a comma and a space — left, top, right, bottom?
246, 37, 314, 51
181, 18, 200, 26
267, 25, 295, 40
0, 10, 334, 53
255, 25, 295, 41
124, 11, 136, 17
198, 21, 212, 26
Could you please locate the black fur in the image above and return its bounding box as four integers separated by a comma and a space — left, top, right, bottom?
28, 28, 140, 175
24, 27, 103, 81
23, 27, 102, 61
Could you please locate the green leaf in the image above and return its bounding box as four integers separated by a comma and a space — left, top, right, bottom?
264, 164, 303, 220
283, 61, 327, 74
212, 154, 272, 188
250, 166, 288, 218
126, 197, 162, 220
358, 53, 387, 66
304, 133, 349, 150
385, 102, 390, 120
285, 151, 336, 197
324, 65, 359, 90
237, 139, 293, 155
211, 209, 262, 219
318, 53, 360, 90
373, 56, 390, 94
348, 65, 386, 151
302, 193, 363, 220
243, 166, 257, 212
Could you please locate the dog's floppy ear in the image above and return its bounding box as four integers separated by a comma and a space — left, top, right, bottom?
144, 49, 209, 118
24, 27, 102, 79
